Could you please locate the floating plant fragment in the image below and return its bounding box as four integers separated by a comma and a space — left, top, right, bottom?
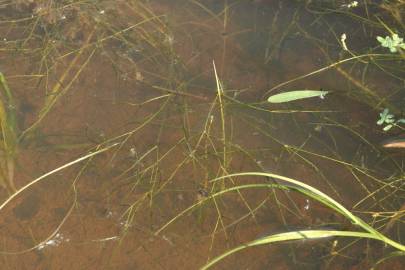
267, 90, 329, 103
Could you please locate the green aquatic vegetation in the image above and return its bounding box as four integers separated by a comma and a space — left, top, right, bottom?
153, 172, 405, 269
202, 230, 395, 270
0, 72, 18, 192
377, 34, 405, 53
267, 90, 329, 103
0, 0, 403, 268
377, 108, 405, 131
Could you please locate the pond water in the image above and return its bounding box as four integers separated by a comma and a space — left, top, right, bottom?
0, 1, 404, 269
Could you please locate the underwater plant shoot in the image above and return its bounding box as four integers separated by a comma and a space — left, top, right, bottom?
0, 1, 404, 269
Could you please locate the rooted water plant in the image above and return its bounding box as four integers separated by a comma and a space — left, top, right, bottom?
0, 0, 404, 269
155, 172, 405, 269
377, 33, 405, 53
377, 108, 405, 132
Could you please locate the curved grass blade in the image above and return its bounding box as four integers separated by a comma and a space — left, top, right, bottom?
201, 230, 381, 270
155, 172, 405, 267
267, 90, 329, 103
0, 143, 118, 213
208, 172, 405, 251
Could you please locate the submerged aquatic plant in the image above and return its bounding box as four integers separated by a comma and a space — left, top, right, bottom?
377, 108, 405, 131
154, 172, 405, 269
0, 72, 18, 192
377, 33, 405, 53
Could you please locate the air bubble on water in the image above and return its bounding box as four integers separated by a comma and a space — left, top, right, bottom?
304, 199, 310, 211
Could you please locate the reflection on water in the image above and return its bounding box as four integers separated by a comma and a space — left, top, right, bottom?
0, 0, 404, 269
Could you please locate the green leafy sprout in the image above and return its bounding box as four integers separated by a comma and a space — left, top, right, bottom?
376, 33, 405, 53
377, 108, 405, 131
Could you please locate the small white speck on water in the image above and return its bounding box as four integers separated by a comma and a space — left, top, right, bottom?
304, 199, 310, 211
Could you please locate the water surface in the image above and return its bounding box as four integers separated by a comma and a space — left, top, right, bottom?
0, 1, 404, 269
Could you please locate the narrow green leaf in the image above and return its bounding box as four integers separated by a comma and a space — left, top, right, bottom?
201, 230, 381, 270
267, 90, 329, 103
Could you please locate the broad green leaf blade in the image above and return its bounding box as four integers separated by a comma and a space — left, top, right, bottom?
267, 90, 329, 103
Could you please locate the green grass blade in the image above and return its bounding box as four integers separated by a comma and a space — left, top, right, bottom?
208, 172, 405, 252
0, 143, 118, 213
267, 90, 329, 103
0, 73, 15, 106
155, 172, 405, 261
0, 72, 19, 191
201, 230, 381, 270
0, 72, 18, 140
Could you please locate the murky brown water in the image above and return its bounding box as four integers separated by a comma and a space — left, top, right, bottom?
0, 0, 404, 269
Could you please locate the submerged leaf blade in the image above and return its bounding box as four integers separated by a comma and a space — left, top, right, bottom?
267, 90, 329, 103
